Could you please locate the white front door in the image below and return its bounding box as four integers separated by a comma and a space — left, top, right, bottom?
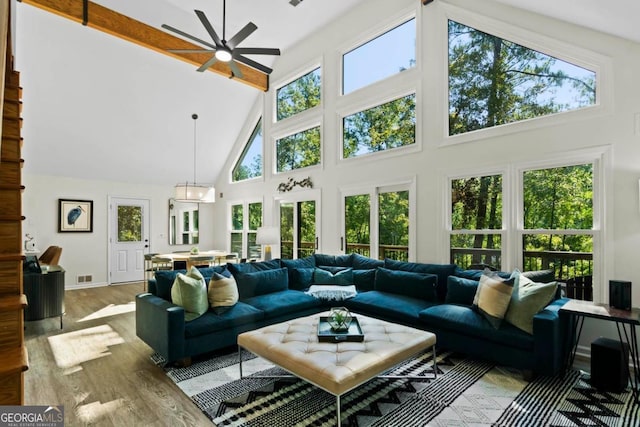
109, 197, 150, 284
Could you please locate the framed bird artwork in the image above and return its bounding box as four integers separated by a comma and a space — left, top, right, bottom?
58, 199, 93, 232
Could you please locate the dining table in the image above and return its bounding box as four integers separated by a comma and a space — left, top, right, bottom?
155, 250, 233, 270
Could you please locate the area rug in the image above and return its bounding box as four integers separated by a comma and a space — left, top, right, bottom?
153, 350, 639, 426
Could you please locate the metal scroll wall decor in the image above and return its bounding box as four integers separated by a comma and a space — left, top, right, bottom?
277, 177, 313, 193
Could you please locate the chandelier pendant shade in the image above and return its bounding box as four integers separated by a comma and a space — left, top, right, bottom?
174, 114, 216, 203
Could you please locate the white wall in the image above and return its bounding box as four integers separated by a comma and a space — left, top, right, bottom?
23, 174, 215, 289
211, 0, 640, 353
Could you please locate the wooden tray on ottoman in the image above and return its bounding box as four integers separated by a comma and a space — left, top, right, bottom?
317, 316, 364, 342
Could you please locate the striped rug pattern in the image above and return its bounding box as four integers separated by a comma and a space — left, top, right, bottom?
154, 350, 639, 426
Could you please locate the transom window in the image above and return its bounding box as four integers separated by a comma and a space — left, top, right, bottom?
276, 67, 321, 121
232, 119, 262, 182
343, 18, 416, 95
448, 20, 596, 136
276, 126, 321, 173
342, 93, 416, 159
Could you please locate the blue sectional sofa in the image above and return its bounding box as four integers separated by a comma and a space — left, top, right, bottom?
135, 254, 569, 376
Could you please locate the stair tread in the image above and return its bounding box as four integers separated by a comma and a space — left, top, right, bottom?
0, 346, 29, 375
0, 294, 27, 311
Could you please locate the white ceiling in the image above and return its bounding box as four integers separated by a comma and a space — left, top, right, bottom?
14, 0, 640, 187
493, 0, 640, 44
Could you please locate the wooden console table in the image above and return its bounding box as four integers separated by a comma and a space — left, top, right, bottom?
560, 299, 639, 402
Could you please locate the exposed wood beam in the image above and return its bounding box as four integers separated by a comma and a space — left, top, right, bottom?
18, 0, 269, 91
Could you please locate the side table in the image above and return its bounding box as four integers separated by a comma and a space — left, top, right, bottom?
23, 267, 65, 329
560, 299, 639, 402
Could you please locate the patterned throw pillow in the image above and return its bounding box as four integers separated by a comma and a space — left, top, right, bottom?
171, 267, 209, 321
208, 272, 239, 315
505, 274, 558, 334
473, 269, 516, 329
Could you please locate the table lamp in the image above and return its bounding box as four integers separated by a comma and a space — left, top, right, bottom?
256, 226, 279, 261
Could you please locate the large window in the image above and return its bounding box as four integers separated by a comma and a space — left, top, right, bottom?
448, 161, 597, 299
276, 67, 321, 121
448, 20, 596, 136
343, 185, 412, 261
230, 201, 263, 259
343, 18, 416, 94
342, 93, 416, 159
276, 126, 321, 173
232, 119, 262, 182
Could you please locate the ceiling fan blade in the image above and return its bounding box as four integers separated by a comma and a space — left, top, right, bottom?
195, 10, 223, 47
233, 47, 281, 56
234, 54, 273, 74
229, 61, 244, 79
227, 22, 258, 49
162, 24, 217, 50
168, 49, 215, 54
197, 55, 219, 72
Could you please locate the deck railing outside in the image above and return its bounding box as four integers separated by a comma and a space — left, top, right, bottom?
280, 242, 593, 299
280, 242, 409, 261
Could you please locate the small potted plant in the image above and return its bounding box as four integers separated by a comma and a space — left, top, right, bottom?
328, 307, 353, 332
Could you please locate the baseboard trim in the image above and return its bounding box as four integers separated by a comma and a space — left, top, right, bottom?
66, 282, 109, 290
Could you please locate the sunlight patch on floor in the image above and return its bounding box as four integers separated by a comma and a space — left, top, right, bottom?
77, 302, 136, 322
75, 399, 126, 424
47, 325, 125, 374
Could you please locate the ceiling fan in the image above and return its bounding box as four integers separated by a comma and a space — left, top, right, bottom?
162, 0, 280, 79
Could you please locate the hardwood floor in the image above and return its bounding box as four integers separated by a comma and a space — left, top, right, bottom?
24, 283, 212, 426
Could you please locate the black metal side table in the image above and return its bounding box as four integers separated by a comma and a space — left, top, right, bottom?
560, 299, 639, 402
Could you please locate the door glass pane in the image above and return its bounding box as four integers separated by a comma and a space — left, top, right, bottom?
378, 191, 409, 261
117, 205, 142, 242
345, 194, 370, 257
299, 201, 316, 258
280, 203, 294, 259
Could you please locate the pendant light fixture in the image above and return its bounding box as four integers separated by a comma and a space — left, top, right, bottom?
174, 114, 216, 203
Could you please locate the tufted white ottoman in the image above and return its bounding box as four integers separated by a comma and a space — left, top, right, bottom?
238, 311, 437, 426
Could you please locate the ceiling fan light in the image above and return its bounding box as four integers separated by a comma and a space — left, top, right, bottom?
215, 48, 233, 62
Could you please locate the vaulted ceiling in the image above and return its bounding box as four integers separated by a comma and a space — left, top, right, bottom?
14, 0, 639, 187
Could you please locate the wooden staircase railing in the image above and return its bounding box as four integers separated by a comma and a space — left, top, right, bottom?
0, 1, 29, 405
